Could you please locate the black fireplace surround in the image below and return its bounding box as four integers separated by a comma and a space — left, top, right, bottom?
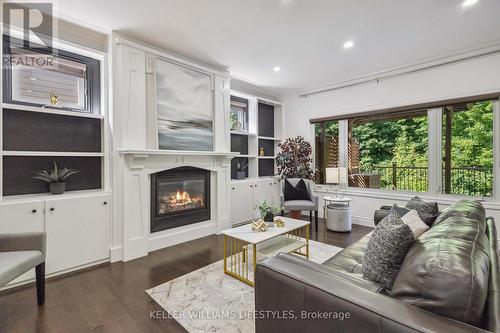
151, 166, 211, 233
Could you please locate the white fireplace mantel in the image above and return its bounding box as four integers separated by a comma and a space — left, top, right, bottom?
119, 149, 240, 169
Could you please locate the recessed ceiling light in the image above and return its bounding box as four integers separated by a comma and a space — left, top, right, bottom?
462, 0, 479, 7
343, 40, 354, 49
30, 77, 37, 81
273, 66, 281, 72
26, 89, 33, 93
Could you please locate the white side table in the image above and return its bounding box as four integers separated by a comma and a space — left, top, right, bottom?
325, 197, 352, 232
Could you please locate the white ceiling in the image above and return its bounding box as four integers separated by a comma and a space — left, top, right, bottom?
56, 0, 500, 95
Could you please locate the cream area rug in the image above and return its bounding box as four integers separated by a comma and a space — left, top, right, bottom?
146, 240, 343, 333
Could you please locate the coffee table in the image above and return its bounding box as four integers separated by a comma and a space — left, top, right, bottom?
221, 217, 310, 287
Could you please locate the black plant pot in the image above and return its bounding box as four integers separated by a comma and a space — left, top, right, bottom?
264, 212, 274, 225
50, 183, 65, 195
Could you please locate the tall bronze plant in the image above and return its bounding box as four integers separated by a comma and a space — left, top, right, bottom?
276, 136, 315, 180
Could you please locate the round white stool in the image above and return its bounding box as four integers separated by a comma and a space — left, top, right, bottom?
326, 198, 352, 232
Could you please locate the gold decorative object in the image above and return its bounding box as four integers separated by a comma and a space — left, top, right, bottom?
259, 147, 265, 156
251, 219, 268, 232
275, 218, 285, 227
49, 90, 59, 106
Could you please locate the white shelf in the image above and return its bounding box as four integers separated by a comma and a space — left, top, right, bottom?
258, 136, 281, 141
0, 189, 109, 203
258, 236, 306, 258
2, 151, 104, 157
236, 154, 257, 158
2, 103, 104, 119
230, 131, 257, 136
119, 149, 239, 157
258, 156, 275, 159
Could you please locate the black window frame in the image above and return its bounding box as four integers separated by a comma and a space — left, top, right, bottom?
2, 35, 101, 114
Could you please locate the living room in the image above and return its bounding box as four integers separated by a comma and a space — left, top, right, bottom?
0, 1, 499, 332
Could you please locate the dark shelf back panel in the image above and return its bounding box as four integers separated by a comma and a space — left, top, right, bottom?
258, 139, 274, 156
231, 157, 249, 179
258, 103, 275, 137
230, 134, 249, 154
3, 156, 102, 196
3, 109, 101, 152
258, 159, 275, 177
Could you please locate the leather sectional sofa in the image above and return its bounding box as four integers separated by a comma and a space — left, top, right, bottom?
255, 200, 499, 333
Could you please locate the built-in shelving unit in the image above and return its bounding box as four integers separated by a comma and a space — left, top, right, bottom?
229, 90, 283, 181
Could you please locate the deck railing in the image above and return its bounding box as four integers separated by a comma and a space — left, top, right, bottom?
361, 163, 492, 197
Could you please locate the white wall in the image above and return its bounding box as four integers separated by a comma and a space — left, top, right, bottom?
283, 52, 500, 245
284, 52, 500, 139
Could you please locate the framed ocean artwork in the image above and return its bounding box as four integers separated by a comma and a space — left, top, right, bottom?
155, 59, 213, 151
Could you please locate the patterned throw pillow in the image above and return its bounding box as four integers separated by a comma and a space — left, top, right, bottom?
362, 210, 415, 290
405, 196, 439, 226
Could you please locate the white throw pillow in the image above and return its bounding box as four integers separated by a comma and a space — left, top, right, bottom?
401, 209, 429, 239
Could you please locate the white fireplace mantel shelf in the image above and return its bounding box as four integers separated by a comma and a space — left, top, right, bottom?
119, 149, 240, 157
119, 149, 240, 169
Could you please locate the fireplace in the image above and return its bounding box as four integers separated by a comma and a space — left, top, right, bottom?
151, 167, 211, 232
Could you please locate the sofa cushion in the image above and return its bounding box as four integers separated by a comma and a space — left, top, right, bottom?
391, 216, 490, 326
362, 210, 415, 290
0, 251, 44, 286
405, 196, 439, 226
283, 200, 314, 210
433, 199, 486, 231
322, 233, 384, 293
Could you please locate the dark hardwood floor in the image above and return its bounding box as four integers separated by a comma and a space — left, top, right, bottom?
0, 218, 372, 333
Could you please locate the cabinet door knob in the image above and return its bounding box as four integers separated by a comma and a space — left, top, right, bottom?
250, 185, 253, 188
32, 209, 37, 214
103, 201, 108, 205
232, 187, 235, 190
255, 185, 258, 187
50, 207, 55, 212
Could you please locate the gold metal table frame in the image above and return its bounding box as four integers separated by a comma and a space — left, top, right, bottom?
223, 224, 310, 287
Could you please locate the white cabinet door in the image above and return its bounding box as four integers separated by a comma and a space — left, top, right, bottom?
253, 180, 274, 218
230, 182, 254, 225
46, 194, 110, 274
0, 201, 45, 233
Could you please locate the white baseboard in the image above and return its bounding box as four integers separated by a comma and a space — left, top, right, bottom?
110, 246, 123, 262
352, 215, 374, 227
148, 220, 217, 252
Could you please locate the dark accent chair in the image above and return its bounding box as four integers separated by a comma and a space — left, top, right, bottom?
255, 200, 499, 332
0, 232, 46, 305
280, 178, 319, 231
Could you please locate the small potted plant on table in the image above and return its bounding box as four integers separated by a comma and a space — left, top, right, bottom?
256, 201, 281, 226
33, 161, 79, 195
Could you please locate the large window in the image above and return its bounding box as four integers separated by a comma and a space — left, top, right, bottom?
442, 101, 493, 197
313, 98, 497, 198
348, 111, 428, 192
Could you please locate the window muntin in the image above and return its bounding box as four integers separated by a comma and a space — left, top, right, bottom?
347, 111, 428, 192
441, 101, 493, 197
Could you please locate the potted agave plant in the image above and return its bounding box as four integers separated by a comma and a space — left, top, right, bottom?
33, 161, 79, 195
235, 160, 248, 180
